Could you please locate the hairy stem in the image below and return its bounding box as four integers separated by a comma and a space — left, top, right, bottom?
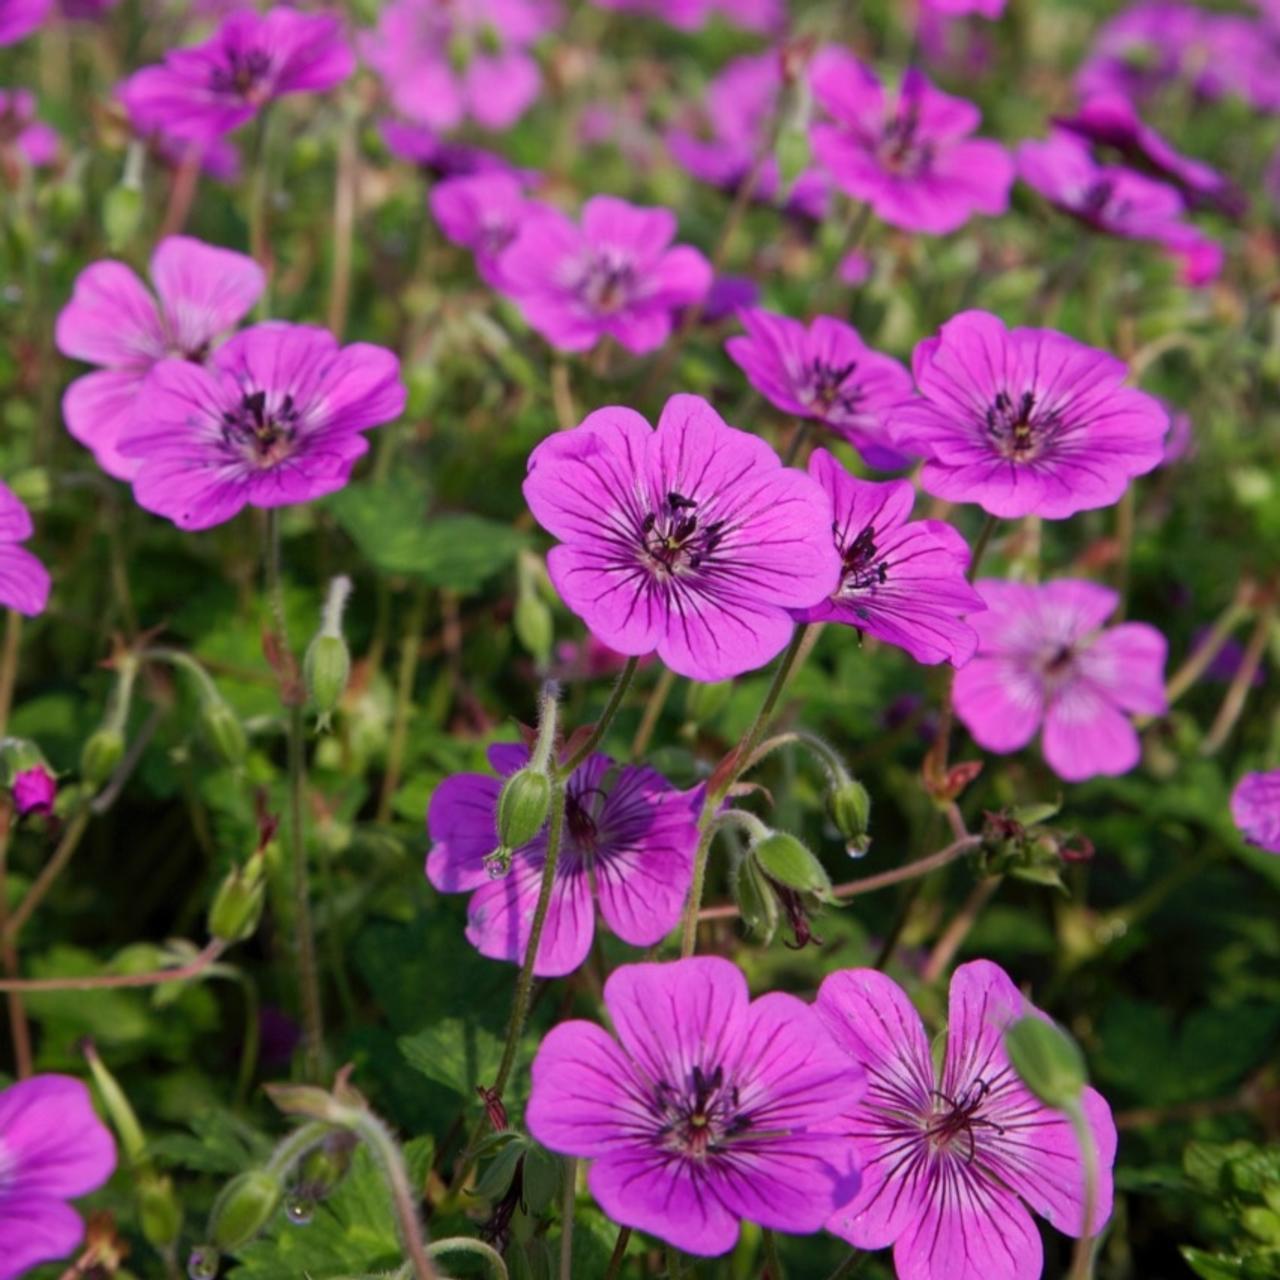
559, 657, 639, 776
0, 939, 226, 991
559, 1157, 577, 1280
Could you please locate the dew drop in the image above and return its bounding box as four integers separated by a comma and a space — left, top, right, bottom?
286, 1194, 315, 1226
187, 1246, 220, 1280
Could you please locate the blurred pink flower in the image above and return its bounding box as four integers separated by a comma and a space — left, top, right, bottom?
0, 0, 50, 45
1231, 771, 1280, 854
0, 481, 51, 618
0, 89, 59, 168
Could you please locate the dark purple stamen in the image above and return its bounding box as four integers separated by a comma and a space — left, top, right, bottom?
221, 389, 301, 464
985, 388, 1054, 460
209, 47, 273, 97
924, 1080, 1006, 1164
581, 254, 636, 313
641, 492, 726, 576
654, 1064, 752, 1159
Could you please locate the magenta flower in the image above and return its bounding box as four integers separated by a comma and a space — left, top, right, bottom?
523, 394, 840, 680
1076, 2, 1205, 102
0, 90, 59, 168
810, 51, 1014, 235
1231, 771, 1280, 855
527, 956, 863, 1254
0, 0, 49, 44
499, 196, 712, 355
430, 173, 548, 291
1055, 93, 1244, 216
380, 120, 521, 180
667, 52, 829, 220
56, 236, 264, 481
12, 764, 56, 817
0, 481, 50, 618
953, 579, 1166, 782
892, 310, 1169, 519
790, 450, 983, 667
725, 309, 914, 470
817, 960, 1117, 1280
427, 744, 698, 976
362, 0, 557, 132
117, 323, 405, 530
1017, 133, 1186, 242
119, 8, 354, 142
1160, 224, 1224, 288
0, 1074, 117, 1279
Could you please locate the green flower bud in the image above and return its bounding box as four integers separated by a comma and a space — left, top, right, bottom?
139, 1172, 184, 1249
200, 698, 248, 768
683, 679, 733, 725
1003, 1015, 1088, 1110
496, 767, 551, 851
207, 851, 267, 943
209, 1169, 283, 1250
827, 778, 872, 856
514, 592, 554, 666
294, 1131, 357, 1203
734, 854, 779, 944
304, 634, 351, 720
81, 727, 125, 786
103, 185, 144, 252
751, 831, 836, 903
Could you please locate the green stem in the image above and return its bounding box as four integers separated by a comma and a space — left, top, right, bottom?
603, 1227, 632, 1280
823, 1250, 868, 1280
1067, 1101, 1100, 1280
559, 1157, 577, 1280
966, 513, 1000, 584
264, 1120, 331, 1179
630, 666, 676, 759
559, 657, 639, 776
248, 109, 277, 316
377, 585, 429, 823
762, 1227, 784, 1278
664, 1245, 685, 1278
427, 1238, 507, 1279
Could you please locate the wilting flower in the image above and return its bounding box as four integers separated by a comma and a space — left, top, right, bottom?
817, 961, 1117, 1280
119, 7, 354, 142
380, 120, 520, 179
1231, 771, 1280, 854
429, 173, 547, 290
427, 744, 698, 976
56, 236, 264, 480
0, 481, 50, 617
591, 0, 782, 32
892, 310, 1169, 519
362, 0, 557, 132
12, 764, 56, 817
810, 50, 1013, 235
0, 0, 49, 45
0, 90, 59, 169
953, 579, 1166, 781
725, 309, 913, 470
499, 196, 712, 355
523, 394, 840, 680
667, 52, 828, 220
791, 450, 984, 667
1055, 93, 1244, 216
118, 323, 405, 530
527, 956, 863, 1254
0, 1074, 117, 1279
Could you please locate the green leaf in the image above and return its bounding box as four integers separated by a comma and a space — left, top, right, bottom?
1182, 1248, 1250, 1280
398, 1017, 504, 1099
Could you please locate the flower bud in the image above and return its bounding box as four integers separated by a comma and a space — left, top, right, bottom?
684, 679, 733, 725
751, 830, 836, 903
733, 854, 779, 943
496, 767, 551, 851
207, 850, 267, 943
139, 1171, 184, 1249
81, 726, 125, 786
514, 592, 554, 666
200, 697, 248, 768
827, 778, 872, 856
82, 1039, 148, 1164
103, 184, 143, 252
11, 764, 56, 817
304, 634, 351, 721
293, 1130, 357, 1203
209, 1169, 283, 1250
1004, 1015, 1088, 1110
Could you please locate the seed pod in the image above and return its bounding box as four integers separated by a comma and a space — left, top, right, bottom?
139, 1171, 184, 1249
751, 831, 836, 903
304, 634, 351, 719
496, 767, 552, 850
209, 1169, 283, 1250
1004, 1016, 1087, 1110
826, 778, 872, 856
514, 592, 554, 666
81, 727, 125, 786
201, 698, 248, 768
207, 851, 267, 943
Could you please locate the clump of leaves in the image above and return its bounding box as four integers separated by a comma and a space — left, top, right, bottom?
1181, 1139, 1280, 1280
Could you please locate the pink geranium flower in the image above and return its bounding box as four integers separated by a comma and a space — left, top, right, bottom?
0, 90, 59, 168
118, 323, 405, 530
523, 394, 840, 680
119, 8, 354, 142
499, 196, 712, 355
527, 956, 864, 1255
56, 236, 264, 480
1231, 771, 1280, 854
810, 50, 1014, 235
429, 173, 548, 291
427, 744, 697, 976
725, 309, 913, 469
892, 310, 1169, 519
362, 0, 557, 132
381, 120, 521, 180
591, 0, 782, 32
0, 0, 50, 45
791, 450, 984, 667
953, 579, 1166, 782
0, 1074, 117, 1279
12, 764, 56, 817
817, 960, 1117, 1280
0, 481, 51, 617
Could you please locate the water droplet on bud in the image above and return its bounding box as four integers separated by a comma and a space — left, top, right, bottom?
188, 1246, 220, 1280
285, 1194, 315, 1226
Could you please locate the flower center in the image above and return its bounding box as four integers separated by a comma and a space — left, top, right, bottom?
877, 105, 933, 177
209, 47, 274, 100
220, 389, 302, 467
580, 252, 636, 314
654, 1064, 751, 1159
564, 788, 603, 853
985, 389, 1054, 461
803, 359, 863, 418
639, 491, 726, 578
923, 1080, 1003, 1162
838, 523, 888, 595
1043, 643, 1077, 679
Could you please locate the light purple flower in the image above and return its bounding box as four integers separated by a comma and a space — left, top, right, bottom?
810, 51, 1014, 236
1055, 93, 1244, 216
527, 956, 864, 1255
427, 744, 697, 976
0, 1074, 117, 1279
523, 394, 840, 681
12, 764, 56, 816
0, 90, 59, 168
430, 173, 548, 290
499, 196, 712, 355
790, 450, 984, 667
362, 0, 557, 132
0, 481, 50, 618
817, 960, 1117, 1280
1017, 132, 1186, 242
0, 0, 49, 44
118, 323, 405, 530
1231, 771, 1280, 854
380, 119, 522, 180
119, 8, 354, 142
667, 52, 829, 220
892, 310, 1169, 519
725, 309, 913, 469
56, 236, 265, 481
953, 579, 1166, 782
